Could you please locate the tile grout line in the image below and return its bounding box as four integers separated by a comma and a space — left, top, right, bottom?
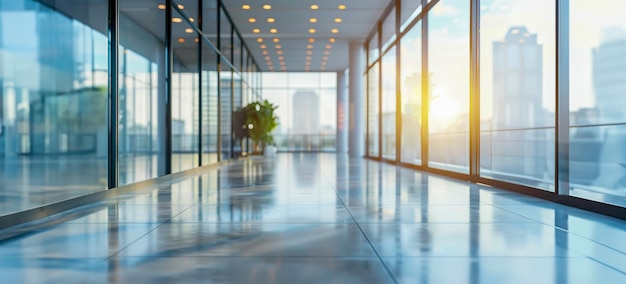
320, 161, 399, 284
104, 189, 218, 261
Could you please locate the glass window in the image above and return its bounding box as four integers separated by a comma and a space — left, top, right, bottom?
428, 0, 470, 173
382, 48, 397, 160
401, 0, 422, 32
202, 44, 219, 165
400, 23, 422, 165
568, 0, 626, 206
118, 0, 166, 185
0, 0, 108, 215
261, 73, 336, 152
219, 8, 232, 64
368, 63, 380, 157
368, 32, 379, 65
171, 6, 200, 172
479, 0, 555, 191
220, 68, 232, 160
382, 7, 397, 50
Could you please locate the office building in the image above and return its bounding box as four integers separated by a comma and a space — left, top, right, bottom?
1, 0, 626, 282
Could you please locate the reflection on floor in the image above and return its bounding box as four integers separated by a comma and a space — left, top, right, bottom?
1, 153, 626, 283
0, 153, 220, 217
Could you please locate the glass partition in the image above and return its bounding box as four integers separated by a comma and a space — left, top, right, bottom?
0, 0, 109, 215
427, 0, 470, 173
400, 24, 422, 165
479, 0, 556, 191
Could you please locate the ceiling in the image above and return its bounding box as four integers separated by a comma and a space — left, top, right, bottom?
49, 0, 391, 73
220, 0, 392, 72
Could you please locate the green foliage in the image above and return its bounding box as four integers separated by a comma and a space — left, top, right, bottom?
243, 100, 279, 148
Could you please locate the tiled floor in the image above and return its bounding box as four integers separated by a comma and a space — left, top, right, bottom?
1, 153, 626, 283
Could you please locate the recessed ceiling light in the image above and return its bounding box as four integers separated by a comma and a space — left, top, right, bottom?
310, 18, 317, 23
172, 18, 182, 23
310, 4, 319, 10
334, 18, 342, 23
306, 61, 311, 65
257, 38, 263, 43
260, 44, 267, 48
277, 50, 283, 55
324, 50, 330, 55
278, 56, 284, 60
338, 4, 346, 10
306, 50, 313, 55
177, 38, 185, 43
267, 18, 275, 23
157, 4, 166, 9
309, 38, 315, 43
309, 28, 316, 34
242, 4, 251, 10
253, 28, 260, 33
323, 56, 328, 60
262, 50, 268, 55
326, 44, 332, 49
189, 18, 195, 22
306, 56, 312, 60
195, 38, 199, 43
331, 28, 339, 33
329, 38, 336, 43
273, 38, 280, 43
185, 28, 193, 33
249, 18, 256, 23
321, 61, 327, 65
177, 4, 184, 9
270, 28, 278, 33
275, 44, 282, 49
280, 61, 285, 65
263, 4, 272, 10
265, 56, 271, 60
307, 44, 313, 49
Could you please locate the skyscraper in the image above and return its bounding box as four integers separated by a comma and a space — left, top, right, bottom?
593, 27, 626, 123
490, 26, 548, 181
493, 26, 544, 129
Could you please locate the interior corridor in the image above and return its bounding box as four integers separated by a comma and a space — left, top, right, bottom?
1, 153, 625, 283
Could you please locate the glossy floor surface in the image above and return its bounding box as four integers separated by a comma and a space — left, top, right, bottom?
1, 154, 626, 283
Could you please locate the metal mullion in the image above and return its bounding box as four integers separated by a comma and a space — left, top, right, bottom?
107, 0, 119, 188
216, 2, 222, 161
395, 0, 402, 163
197, 0, 203, 166
469, 0, 480, 177
377, 22, 383, 159
421, 0, 429, 167
230, 25, 235, 158
556, 0, 570, 195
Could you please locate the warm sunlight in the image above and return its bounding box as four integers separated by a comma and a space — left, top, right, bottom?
429, 87, 461, 131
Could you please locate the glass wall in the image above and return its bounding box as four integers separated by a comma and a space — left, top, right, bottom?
479, 0, 555, 191
381, 48, 397, 160
171, 7, 200, 172
118, 1, 162, 184
400, 24, 422, 165
368, 63, 380, 157
365, 0, 626, 212
0, 0, 108, 216
261, 72, 337, 152
0, 0, 260, 218
568, 0, 626, 206
427, 0, 470, 173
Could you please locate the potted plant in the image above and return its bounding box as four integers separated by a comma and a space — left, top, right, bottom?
242, 99, 279, 155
